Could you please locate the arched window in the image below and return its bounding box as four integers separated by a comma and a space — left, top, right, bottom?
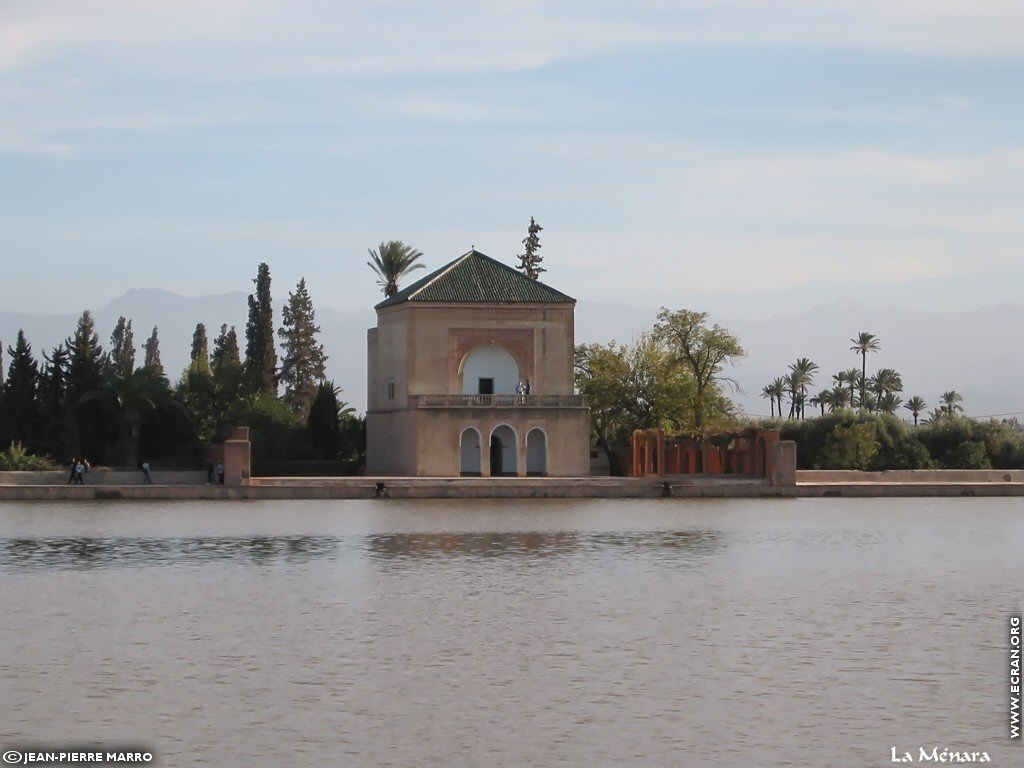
460, 427, 482, 476
489, 425, 517, 476
526, 428, 547, 476
462, 346, 520, 394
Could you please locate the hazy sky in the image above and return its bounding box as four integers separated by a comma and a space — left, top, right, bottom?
2, 1, 1022, 318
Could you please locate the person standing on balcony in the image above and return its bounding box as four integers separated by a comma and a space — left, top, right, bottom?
525, 379, 532, 395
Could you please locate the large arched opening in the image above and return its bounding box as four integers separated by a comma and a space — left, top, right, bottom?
460, 427, 482, 476
461, 346, 520, 395
489, 424, 517, 476
526, 428, 547, 476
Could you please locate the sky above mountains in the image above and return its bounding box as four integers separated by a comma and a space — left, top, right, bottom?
2, 1, 1023, 319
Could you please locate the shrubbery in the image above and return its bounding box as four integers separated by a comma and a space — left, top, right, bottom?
765, 412, 1022, 470
0, 442, 58, 471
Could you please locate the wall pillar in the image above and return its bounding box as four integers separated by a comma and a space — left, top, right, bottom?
770, 441, 797, 486
517, 430, 527, 477
222, 426, 251, 486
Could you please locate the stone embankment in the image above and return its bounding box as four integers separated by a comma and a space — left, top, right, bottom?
0, 470, 1021, 499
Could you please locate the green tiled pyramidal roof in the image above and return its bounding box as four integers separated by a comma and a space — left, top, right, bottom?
375, 249, 575, 309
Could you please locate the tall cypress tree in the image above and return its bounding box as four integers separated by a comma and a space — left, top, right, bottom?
190, 323, 210, 374
38, 344, 69, 458
278, 278, 327, 415
244, 263, 277, 395
1, 330, 40, 449
213, 324, 241, 374
212, 324, 243, 428
66, 310, 106, 460
179, 323, 216, 442
516, 217, 545, 280
306, 380, 341, 459
143, 327, 163, 375
109, 316, 135, 377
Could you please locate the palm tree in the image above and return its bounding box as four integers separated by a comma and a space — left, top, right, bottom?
940, 390, 964, 415
841, 366, 861, 408
870, 368, 903, 399
786, 371, 800, 419
760, 384, 777, 418
766, 377, 787, 420
81, 368, 176, 469
787, 358, 819, 418
826, 386, 850, 412
809, 389, 830, 416
904, 395, 927, 426
367, 240, 425, 297
850, 332, 880, 410
876, 392, 902, 414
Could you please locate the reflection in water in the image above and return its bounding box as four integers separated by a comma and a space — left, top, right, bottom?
0, 535, 342, 572
365, 529, 724, 561
1, 530, 726, 570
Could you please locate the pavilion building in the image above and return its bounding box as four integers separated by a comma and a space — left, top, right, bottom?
366, 249, 590, 477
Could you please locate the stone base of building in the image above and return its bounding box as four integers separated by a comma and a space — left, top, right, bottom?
367, 406, 590, 477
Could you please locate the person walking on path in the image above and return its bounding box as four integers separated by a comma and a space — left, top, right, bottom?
141, 461, 152, 484
74, 460, 85, 485
67, 459, 77, 485
216, 462, 225, 485
206, 461, 214, 484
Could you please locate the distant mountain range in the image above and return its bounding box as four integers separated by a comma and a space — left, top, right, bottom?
1, 290, 1019, 419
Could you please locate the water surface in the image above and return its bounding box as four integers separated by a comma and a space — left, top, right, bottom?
1, 498, 1021, 767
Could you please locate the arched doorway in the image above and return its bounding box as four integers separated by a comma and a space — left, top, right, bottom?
460, 427, 481, 476
526, 428, 547, 476
489, 425, 517, 476
462, 346, 521, 394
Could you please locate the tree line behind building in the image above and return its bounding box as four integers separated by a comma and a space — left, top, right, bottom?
0, 264, 363, 473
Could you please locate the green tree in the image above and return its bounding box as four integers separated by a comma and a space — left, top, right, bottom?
82, 368, 175, 468
575, 341, 631, 466
652, 308, 744, 432
190, 323, 211, 375
850, 332, 880, 409
306, 380, 344, 458
2, 330, 40, 449
940, 390, 964, 415
367, 240, 425, 298
870, 368, 903, 403
876, 391, 902, 414
143, 326, 163, 375
516, 217, 545, 280
950, 440, 990, 469
809, 389, 830, 416
904, 395, 927, 427
787, 358, 819, 419
278, 278, 327, 416
212, 324, 243, 427
575, 334, 704, 468
766, 377, 787, 420
244, 262, 277, 395
65, 310, 107, 460
818, 422, 879, 470
825, 386, 850, 412
38, 345, 70, 458
108, 316, 135, 377
178, 323, 216, 443
839, 367, 860, 408
760, 383, 777, 418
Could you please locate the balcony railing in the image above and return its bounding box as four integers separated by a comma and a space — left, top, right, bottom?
407, 394, 588, 408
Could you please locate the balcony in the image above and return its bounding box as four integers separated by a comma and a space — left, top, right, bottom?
407, 394, 588, 408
